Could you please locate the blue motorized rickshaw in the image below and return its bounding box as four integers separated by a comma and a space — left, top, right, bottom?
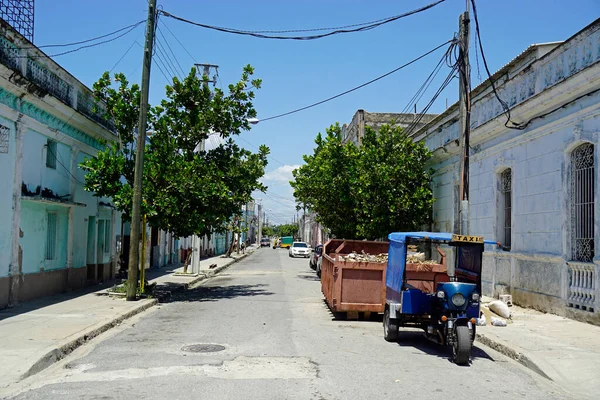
383, 232, 498, 365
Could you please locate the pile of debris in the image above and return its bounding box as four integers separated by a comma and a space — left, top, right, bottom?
340, 251, 388, 263
406, 252, 438, 265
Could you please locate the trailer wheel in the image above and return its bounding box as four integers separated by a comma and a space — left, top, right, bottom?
453, 325, 471, 365
383, 307, 399, 342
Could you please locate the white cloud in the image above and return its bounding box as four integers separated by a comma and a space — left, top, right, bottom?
262, 164, 300, 183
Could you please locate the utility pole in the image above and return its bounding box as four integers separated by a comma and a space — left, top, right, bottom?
195, 63, 218, 151
458, 1, 471, 236
244, 202, 248, 245
127, 0, 157, 301
257, 203, 262, 243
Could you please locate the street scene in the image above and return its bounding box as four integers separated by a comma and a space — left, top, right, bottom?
1, 0, 600, 399
0, 250, 580, 399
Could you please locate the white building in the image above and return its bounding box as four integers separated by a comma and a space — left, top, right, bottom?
0, 19, 120, 307
412, 18, 600, 324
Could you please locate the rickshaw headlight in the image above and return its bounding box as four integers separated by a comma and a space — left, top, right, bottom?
471, 293, 480, 302
451, 293, 466, 307
436, 291, 445, 299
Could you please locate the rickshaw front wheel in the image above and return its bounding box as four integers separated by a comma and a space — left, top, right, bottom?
383, 307, 399, 342
453, 325, 471, 365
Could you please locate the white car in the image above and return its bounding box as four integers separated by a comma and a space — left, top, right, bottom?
289, 242, 311, 258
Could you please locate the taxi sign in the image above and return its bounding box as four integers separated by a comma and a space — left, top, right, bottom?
451, 234, 484, 244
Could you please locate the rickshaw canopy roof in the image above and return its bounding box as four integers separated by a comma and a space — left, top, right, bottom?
388, 232, 497, 245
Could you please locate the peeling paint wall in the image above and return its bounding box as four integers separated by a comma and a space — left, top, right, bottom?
0, 115, 15, 279
414, 20, 600, 323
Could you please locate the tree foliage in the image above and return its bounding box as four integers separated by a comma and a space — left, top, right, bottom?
81, 66, 269, 238
291, 123, 434, 240
277, 223, 299, 238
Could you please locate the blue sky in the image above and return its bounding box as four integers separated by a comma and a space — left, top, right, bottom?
35, 0, 599, 224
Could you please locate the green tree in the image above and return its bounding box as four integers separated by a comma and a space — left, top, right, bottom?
291, 123, 434, 240
277, 223, 299, 238
81, 66, 269, 239
262, 226, 275, 237
291, 123, 359, 239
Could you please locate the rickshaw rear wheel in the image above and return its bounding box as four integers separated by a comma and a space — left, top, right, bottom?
383, 308, 399, 342
453, 325, 471, 365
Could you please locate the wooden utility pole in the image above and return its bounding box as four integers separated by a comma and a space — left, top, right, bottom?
127, 0, 157, 301
458, 1, 471, 235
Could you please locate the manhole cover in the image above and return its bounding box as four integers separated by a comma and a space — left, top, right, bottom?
181, 344, 226, 353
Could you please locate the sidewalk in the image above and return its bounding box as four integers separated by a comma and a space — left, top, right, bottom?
0, 246, 256, 394
477, 297, 600, 399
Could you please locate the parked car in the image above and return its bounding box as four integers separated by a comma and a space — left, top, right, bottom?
289, 242, 311, 258
309, 244, 323, 270
260, 237, 270, 247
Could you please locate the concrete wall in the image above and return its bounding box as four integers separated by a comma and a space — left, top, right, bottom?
0, 19, 121, 307
414, 20, 600, 324
342, 110, 439, 146
0, 115, 15, 280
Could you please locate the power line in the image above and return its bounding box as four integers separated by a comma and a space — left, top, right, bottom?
155, 37, 181, 79
159, 19, 198, 64
30, 20, 145, 58
259, 40, 452, 122
158, 0, 446, 40
37, 20, 146, 48
156, 27, 186, 77
236, 136, 286, 166
400, 51, 446, 115
470, 0, 523, 130
153, 52, 174, 84
405, 64, 458, 135
110, 40, 143, 73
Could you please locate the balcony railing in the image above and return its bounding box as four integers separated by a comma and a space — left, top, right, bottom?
568, 263, 596, 312
0, 28, 115, 133
26, 58, 72, 106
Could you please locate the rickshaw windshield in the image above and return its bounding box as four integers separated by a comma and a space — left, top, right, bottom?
454, 244, 483, 286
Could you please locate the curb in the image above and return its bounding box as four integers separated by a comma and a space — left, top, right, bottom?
18, 250, 255, 384
21, 298, 157, 381
476, 332, 551, 380
154, 250, 255, 295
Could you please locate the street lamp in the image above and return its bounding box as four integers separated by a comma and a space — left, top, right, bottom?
247, 118, 259, 125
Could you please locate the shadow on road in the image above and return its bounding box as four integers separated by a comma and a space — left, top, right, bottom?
165, 283, 275, 303
396, 330, 494, 364
297, 274, 321, 282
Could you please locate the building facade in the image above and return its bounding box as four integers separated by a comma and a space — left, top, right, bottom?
413, 19, 600, 324
341, 110, 438, 146
0, 19, 120, 307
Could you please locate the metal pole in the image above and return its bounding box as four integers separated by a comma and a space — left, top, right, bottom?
140, 214, 146, 293
458, 6, 471, 236
257, 203, 262, 244
127, 0, 156, 301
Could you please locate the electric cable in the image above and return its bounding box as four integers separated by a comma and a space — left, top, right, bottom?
25, 20, 146, 58
259, 40, 452, 122
156, 27, 186, 77
158, 0, 446, 40
153, 52, 174, 84
38, 20, 146, 48
155, 37, 181, 80
470, 0, 523, 129
399, 51, 447, 115
110, 40, 143, 73
160, 19, 198, 64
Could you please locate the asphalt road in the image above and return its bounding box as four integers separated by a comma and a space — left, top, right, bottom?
10, 249, 573, 400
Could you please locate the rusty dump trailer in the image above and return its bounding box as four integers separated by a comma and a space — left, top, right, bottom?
321, 239, 448, 315
321, 239, 390, 314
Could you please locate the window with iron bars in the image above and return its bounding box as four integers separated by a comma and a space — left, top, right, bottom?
46, 138, 57, 169
499, 169, 512, 250
46, 212, 57, 260
571, 143, 595, 262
